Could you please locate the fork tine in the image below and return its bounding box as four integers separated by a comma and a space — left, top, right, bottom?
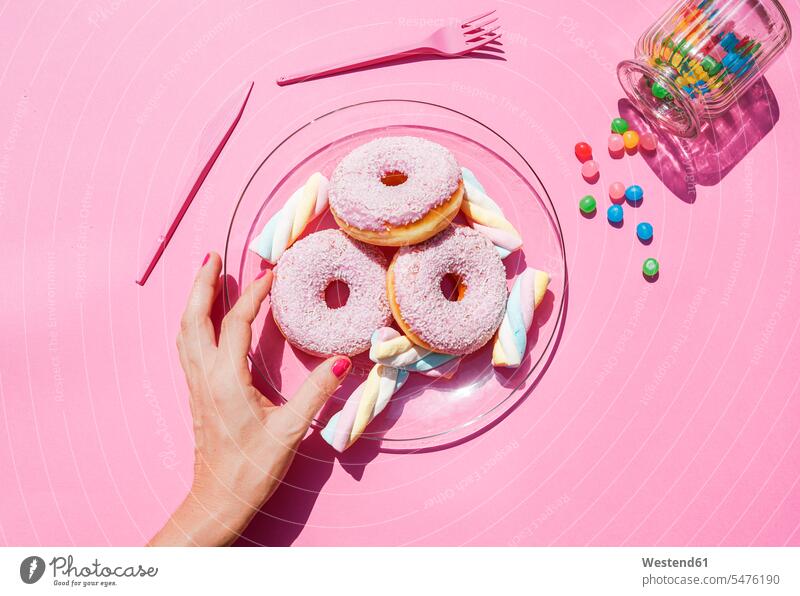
470, 32, 502, 49
463, 16, 498, 34
461, 9, 495, 28
465, 25, 501, 43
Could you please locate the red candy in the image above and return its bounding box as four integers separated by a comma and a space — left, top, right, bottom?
574, 142, 592, 163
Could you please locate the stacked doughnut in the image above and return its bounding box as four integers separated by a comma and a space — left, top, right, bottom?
249, 136, 550, 451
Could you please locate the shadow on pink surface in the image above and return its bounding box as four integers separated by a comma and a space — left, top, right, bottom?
618, 77, 780, 203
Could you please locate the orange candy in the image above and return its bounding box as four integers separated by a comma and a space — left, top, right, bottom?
623, 130, 640, 150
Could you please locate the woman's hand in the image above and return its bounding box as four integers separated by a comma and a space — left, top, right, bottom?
148, 252, 351, 546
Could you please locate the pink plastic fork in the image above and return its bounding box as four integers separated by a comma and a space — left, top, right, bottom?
276, 10, 502, 86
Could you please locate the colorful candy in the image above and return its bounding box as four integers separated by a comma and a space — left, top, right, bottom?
611, 118, 629, 134
607, 204, 624, 224
320, 363, 408, 452
609, 181, 626, 203
249, 172, 329, 264
608, 134, 624, 155
625, 184, 644, 203
493, 268, 551, 368
579, 195, 596, 214
640, 132, 658, 152
623, 130, 640, 151
637, 222, 654, 242
460, 167, 523, 258
643, 257, 660, 278
575, 142, 592, 162
644, 2, 769, 106
581, 160, 599, 182
369, 327, 460, 378
701, 55, 722, 76
651, 81, 669, 99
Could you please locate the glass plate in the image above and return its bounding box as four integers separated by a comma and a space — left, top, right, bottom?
224, 99, 566, 451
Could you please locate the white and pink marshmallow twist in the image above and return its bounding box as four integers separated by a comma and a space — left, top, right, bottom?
248, 172, 329, 264
492, 268, 550, 368
460, 167, 523, 258
369, 327, 460, 379
320, 364, 408, 452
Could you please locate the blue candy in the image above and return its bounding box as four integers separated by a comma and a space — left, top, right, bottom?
637, 222, 654, 242
720, 32, 739, 51
607, 204, 624, 224
625, 184, 644, 203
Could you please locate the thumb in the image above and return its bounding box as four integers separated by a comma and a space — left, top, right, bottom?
272, 356, 351, 437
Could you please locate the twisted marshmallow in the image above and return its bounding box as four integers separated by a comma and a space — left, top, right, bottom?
248, 172, 329, 264
492, 268, 550, 367
320, 364, 408, 452
369, 327, 460, 379
460, 167, 523, 258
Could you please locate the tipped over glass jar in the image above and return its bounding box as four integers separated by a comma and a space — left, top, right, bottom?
617, 0, 792, 138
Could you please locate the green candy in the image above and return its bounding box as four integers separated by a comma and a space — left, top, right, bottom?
611, 117, 629, 134
643, 257, 660, 277
651, 81, 669, 99
701, 55, 722, 76
579, 195, 596, 214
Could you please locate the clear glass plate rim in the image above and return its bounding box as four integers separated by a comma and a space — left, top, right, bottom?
223, 98, 568, 447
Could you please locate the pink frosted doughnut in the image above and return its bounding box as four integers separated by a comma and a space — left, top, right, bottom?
388, 226, 507, 355
328, 136, 464, 246
271, 229, 392, 356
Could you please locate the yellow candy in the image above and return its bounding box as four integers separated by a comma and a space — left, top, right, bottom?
671, 52, 684, 68
623, 130, 639, 150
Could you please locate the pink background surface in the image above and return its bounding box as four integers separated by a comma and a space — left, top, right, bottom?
1, 0, 799, 546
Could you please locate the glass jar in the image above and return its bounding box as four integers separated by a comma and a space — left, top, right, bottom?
617, 0, 792, 137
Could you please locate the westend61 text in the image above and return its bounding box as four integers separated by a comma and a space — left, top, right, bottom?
642, 557, 708, 568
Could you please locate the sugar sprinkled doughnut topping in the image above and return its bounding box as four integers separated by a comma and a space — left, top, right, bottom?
328, 136, 461, 231
391, 226, 508, 355
271, 229, 392, 356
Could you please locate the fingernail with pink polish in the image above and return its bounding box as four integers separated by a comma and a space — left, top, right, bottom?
255, 268, 268, 280
331, 358, 350, 378
201, 253, 210, 266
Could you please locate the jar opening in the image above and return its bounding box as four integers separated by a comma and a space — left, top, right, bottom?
617, 59, 702, 138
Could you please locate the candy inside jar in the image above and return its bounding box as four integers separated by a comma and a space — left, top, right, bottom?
617, 0, 791, 137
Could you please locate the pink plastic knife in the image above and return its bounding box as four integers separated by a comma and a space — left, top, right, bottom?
136, 81, 254, 286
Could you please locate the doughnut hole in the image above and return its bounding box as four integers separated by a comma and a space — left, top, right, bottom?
380, 170, 408, 186
324, 279, 350, 309
440, 273, 466, 302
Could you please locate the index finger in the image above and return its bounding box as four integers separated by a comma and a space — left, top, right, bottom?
179, 252, 223, 360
